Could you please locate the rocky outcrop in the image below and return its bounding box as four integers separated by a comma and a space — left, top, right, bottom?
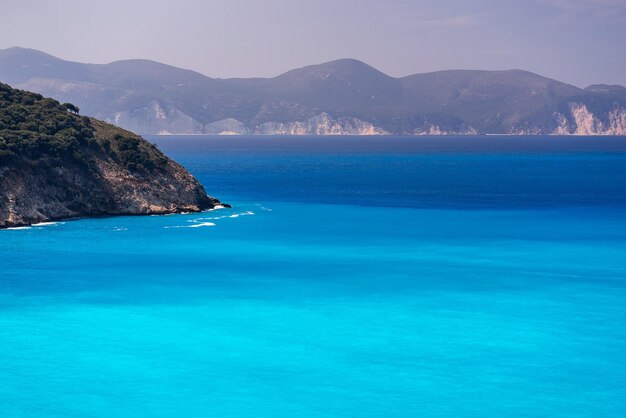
97, 103, 625, 136
0, 146, 218, 229
205, 118, 252, 135
116, 111, 389, 135
106, 100, 204, 135
411, 124, 478, 136
552, 103, 626, 135
0, 84, 222, 229
256, 113, 387, 135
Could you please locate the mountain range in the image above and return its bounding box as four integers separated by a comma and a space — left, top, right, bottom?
1, 47, 625, 135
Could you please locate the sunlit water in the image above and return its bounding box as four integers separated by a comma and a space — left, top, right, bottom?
1, 136, 626, 417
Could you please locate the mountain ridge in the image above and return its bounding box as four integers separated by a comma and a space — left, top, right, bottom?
1, 47, 624, 135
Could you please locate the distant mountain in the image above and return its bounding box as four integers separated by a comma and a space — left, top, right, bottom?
1, 47, 624, 135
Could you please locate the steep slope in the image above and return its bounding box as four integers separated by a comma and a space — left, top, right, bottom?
0, 83, 221, 228
1, 47, 625, 135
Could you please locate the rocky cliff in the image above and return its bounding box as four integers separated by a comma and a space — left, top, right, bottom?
0, 83, 221, 229
553, 103, 626, 135
106, 102, 626, 136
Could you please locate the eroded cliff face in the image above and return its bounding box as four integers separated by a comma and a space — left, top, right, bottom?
411, 124, 478, 135
553, 104, 626, 135
96, 101, 626, 136
106, 100, 204, 135
205, 118, 252, 135
256, 113, 388, 135
104, 107, 390, 135
0, 121, 218, 229
108, 108, 478, 136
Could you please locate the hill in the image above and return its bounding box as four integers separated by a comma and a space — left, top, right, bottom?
1, 47, 624, 135
0, 82, 221, 228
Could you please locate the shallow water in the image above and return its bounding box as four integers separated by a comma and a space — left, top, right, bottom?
1, 136, 626, 417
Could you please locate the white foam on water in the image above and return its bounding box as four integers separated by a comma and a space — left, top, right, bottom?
167, 210, 254, 229
4, 222, 65, 230
195, 215, 230, 221
112, 227, 128, 232
188, 222, 216, 228
32, 222, 61, 227
165, 222, 216, 229
193, 211, 255, 222
256, 205, 273, 212
232, 211, 254, 217
202, 205, 227, 213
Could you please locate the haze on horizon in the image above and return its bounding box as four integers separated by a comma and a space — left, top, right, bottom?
1, 0, 625, 88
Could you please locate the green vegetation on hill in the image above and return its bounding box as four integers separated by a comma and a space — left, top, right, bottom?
0, 82, 166, 170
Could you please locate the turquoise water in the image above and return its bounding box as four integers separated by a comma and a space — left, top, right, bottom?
1, 136, 626, 417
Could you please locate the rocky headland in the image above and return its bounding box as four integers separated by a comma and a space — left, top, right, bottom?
0, 82, 224, 229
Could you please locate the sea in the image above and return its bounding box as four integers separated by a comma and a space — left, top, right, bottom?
1, 135, 626, 417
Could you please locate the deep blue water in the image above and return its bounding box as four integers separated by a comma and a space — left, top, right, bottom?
1, 135, 626, 417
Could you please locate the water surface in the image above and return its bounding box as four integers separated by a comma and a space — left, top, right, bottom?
1, 135, 626, 417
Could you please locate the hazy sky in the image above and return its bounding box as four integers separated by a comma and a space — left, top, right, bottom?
1, 0, 624, 87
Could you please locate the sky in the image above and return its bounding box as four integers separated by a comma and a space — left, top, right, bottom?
0, 0, 624, 87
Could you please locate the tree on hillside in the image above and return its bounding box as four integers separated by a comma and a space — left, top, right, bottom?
63, 103, 80, 115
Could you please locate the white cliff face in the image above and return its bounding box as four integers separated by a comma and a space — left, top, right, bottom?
552, 103, 626, 135
104, 100, 203, 135
204, 118, 252, 135
101, 101, 625, 136
508, 127, 545, 135
106, 109, 387, 136
553, 113, 571, 135
570, 103, 606, 135
412, 124, 478, 135
256, 113, 388, 135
